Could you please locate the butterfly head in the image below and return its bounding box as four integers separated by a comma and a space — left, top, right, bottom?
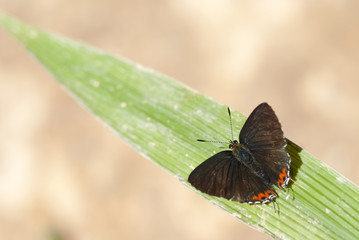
229, 140, 239, 149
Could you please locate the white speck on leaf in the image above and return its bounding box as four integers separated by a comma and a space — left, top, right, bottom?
90, 79, 100, 87
232, 213, 242, 219
336, 177, 345, 183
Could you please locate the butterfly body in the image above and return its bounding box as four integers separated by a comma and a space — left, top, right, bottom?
230, 140, 271, 184
188, 103, 291, 204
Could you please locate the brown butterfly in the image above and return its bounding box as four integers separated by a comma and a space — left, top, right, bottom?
188, 103, 291, 204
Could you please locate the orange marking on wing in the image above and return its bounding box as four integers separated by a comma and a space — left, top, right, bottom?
252, 190, 275, 202
277, 167, 288, 188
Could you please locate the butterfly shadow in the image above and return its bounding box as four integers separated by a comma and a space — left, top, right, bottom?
285, 139, 303, 188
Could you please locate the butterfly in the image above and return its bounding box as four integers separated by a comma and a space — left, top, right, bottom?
188, 103, 291, 204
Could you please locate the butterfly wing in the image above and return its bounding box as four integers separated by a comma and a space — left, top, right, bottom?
239, 103, 291, 188
188, 150, 277, 203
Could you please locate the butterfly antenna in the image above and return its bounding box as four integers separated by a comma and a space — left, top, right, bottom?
227, 107, 234, 141
197, 107, 234, 145
197, 139, 227, 144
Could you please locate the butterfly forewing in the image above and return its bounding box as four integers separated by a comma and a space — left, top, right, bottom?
188, 150, 277, 203
188, 151, 235, 199
240, 103, 286, 150
239, 103, 291, 188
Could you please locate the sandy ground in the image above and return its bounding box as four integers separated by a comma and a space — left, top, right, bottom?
1, 1, 359, 239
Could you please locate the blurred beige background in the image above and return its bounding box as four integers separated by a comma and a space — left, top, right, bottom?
1, 1, 359, 239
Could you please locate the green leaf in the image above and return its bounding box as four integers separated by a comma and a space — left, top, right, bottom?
1, 13, 359, 240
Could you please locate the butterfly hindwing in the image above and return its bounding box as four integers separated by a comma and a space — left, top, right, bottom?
233, 162, 277, 203
239, 103, 291, 188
